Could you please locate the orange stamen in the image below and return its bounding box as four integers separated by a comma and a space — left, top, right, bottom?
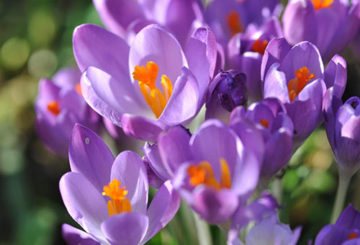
47, 101, 60, 116
312, 0, 334, 10
252, 39, 269, 55
260, 119, 269, 128
226, 11, 243, 36
75, 83, 82, 96
133, 61, 173, 118
187, 159, 231, 190
102, 179, 132, 216
348, 232, 358, 240
287, 67, 315, 102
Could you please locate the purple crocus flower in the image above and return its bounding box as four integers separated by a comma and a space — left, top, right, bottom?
227, 17, 283, 101
262, 38, 331, 148
35, 67, 99, 157
60, 124, 180, 244
74, 24, 216, 142
315, 205, 360, 245
204, 0, 281, 46
93, 0, 204, 45
323, 92, 360, 178
283, 0, 360, 61
167, 119, 262, 224
229, 98, 294, 180
205, 70, 247, 123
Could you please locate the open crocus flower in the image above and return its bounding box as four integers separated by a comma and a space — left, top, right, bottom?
261, 38, 329, 148
166, 119, 262, 224
227, 17, 283, 101
315, 205, 360, 245
204, 0, 281, 46
229, 98, 294, 180
35, 67, 99, 157
60, 124, 180, 245
75, 24, 216, 142
93, 0, 204, 45
283, 0, 360, 61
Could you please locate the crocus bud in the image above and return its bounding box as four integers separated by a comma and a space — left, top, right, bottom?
206, 70, 247, 122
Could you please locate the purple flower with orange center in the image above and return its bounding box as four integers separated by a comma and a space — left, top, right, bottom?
166, 120, 263, 224
229, 98, 294, 179
314, 205, 360, 245
262, 38, 328, 148
227, 17, 283, 101
60, 124, 180, 244
75, 24, 216, 141
204, 0, 282, 46
35, 67, 99, 157
93, 0, 204, 45
283, 0, 360, 61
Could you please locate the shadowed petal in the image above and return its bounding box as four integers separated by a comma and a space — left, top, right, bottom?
62, 224, 99, 245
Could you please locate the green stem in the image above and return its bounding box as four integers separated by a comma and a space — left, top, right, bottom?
331, 170, 351, 223
272, 178, 283, 204
192, 212, 212, 245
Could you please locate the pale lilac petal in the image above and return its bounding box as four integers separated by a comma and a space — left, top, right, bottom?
324, 55, 347, 98
143, 181, 181, 242
59, 172, 108, 242
101, 212, 149, 245
69, 124, 114, 191
110, 151, 149, 214
263, 64, 290, 103
62, 224, 99, 245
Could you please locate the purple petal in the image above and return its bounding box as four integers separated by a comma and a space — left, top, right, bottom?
53, 67, 81, 89
324, 55, 347, 98
143, 181, 180, 242
110, 151, 149, 214
336, 204, 360, 229
263, 64, 290, 103
101, 212, 149, 245
62, 224, 99, 245
158, 68, 200, 125
157, 126, 192, 177
69, 124, 114, 191
283, 0, 317, 45
93, 0, 144, 37
143, 142, 170, 181
192, 187, 239, 224
59, 172, 108, 242
121, 113, 165, 142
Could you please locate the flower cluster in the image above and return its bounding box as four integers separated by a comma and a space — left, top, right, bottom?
34, 0, 360, 244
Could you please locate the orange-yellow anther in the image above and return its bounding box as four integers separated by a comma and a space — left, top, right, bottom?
348, 232, 358, 240
133, 61, 173, 118
260, 119, 269, 128
102, 179, 132, 216
287, 67, 315, 102
312, 0, 334, 10
47, 101, 60, 116
75, 83, 82, 96
252, 39, 269, 55
226, 11, 244, 36
187, 159, 231, 190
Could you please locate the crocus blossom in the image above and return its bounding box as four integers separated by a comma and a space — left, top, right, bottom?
315, 205, 360, 245
283, 0, 360, 61
74, 24, 215, 141
35, 67, 99, 157
60, 124, 180, 244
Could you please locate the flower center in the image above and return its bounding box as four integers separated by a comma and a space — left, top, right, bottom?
47, 101, 60, 116
102, 179, 132, 216
260, 119, 269, 128
287, 67, 315, 102
252, 39, 268, 55
226, 11, 243, 36
133, 61, 173, 118
187, 158, 231, 190
312, 0, 334, 10
348, 232, 358, 240
75, 83, 82, 96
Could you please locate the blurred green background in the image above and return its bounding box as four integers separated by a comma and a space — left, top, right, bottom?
1, 0, 360, 244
